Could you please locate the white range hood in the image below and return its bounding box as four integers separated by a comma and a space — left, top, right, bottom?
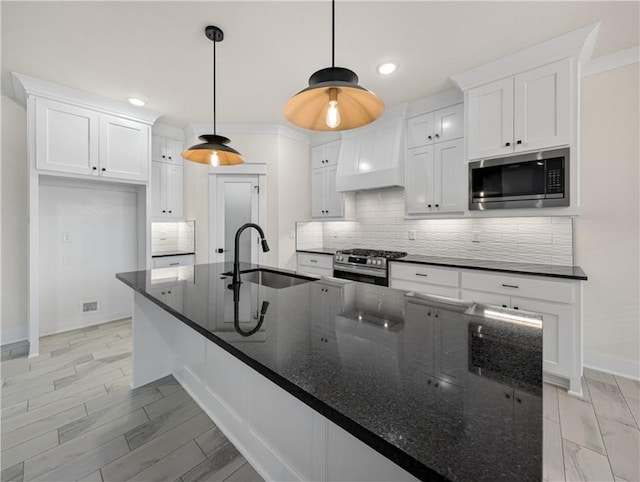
335, 105, 406, 192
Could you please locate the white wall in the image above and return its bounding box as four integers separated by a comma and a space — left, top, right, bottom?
38, 181, 139, 335
1, 96, 29, 344
576, 63, 640, 377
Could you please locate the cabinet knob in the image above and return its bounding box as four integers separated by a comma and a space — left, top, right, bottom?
516, 397, 522, 404
502, 304, 507, 308
217, 248, 227, 253
427, 204, 432, 208
434, 382, 439, 387
434, 133, 440, 138
168, 210, 172, 214
513, 306, 519, 310
168, 156, 172, 160
505, 142, 511, 147
516, 140, 522, 145
162, 210, 166, 213
427, 135, 432, 140
101, 168, 106, 172
505, 393, 511, 399
162, 155, 166, 158
435, 204, 439, 208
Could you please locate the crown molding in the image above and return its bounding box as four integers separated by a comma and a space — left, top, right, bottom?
451, 22, 600, 91
406, 88, 463, 117
12, 72, 161, 125
152, 123, 185, 141
184, 123, 310, 145
582, 45, 640, 78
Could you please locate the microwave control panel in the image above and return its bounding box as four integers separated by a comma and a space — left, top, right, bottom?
546, 158, 564, 195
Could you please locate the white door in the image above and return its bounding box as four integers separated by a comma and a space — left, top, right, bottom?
466, 77, 514, 160
405, 146, 434, 215
434, 138, 464, 213
165, 163, 184, 218
514, 58, 571, 152
311, 168, 326, 218
406, 112, 435, 149
35, 97, 99, 175
325, 165, 343, 217
99, 115, 150, 182
214, 176, 260, 264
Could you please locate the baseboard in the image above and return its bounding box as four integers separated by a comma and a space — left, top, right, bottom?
0, 326, 28, 346
40, 312, 132, 337
584, 351, 640, 381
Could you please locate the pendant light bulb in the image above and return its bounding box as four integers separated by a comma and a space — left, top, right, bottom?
325, 89, 341, 129
211, 151, 219, 166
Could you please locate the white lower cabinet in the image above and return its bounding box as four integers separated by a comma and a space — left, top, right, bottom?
297, 252, 334, 277
152, 254, 194, 268
390, 262, 583, 394
130, 295, 418, 482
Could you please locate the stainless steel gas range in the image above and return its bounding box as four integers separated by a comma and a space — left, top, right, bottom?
333, 249, 408, 286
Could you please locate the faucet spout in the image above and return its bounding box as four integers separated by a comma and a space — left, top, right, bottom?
231, 223, 269, 286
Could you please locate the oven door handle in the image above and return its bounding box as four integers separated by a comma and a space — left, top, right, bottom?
333, 264, 387, 278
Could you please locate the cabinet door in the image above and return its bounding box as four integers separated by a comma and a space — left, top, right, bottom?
509, 297, 574, 380
311, 168, 326, 218
165, 138, 184, 165
405, 146, 434, 214
371, 119, 402, 171
406, 112, 435, 149
151, 135, 166, 162
311, 144, 327, 170
514, 59, 571, 152
466, 78, 514, 160
325, 140, 341, 166
357, 130, 376, 173
325, 165, 344, 217
34, 97, 99, 175
337, 133, 360, 175
434, 309, 468, 387
403, 302, 435, 391
434, 103, 464, 142
151, 161, 166, 217
165, 163, 184, 218
99, 115, 150, 182
434, 138, 464, 213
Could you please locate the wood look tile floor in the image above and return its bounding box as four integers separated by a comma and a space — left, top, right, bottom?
0, 320, 263, 482
2, 321, 639, 482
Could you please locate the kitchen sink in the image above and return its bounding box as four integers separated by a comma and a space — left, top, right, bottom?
240, 269, 313, 290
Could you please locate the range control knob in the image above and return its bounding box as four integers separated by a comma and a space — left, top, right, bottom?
377, 260, 383, 265
366, 259, 372, 264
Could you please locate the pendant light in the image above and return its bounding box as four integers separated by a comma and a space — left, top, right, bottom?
283, 0, 384, 131
182, 26, 244, 166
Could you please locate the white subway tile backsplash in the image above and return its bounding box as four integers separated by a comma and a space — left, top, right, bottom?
297, 187, 574, 265
151, 221, 195, 254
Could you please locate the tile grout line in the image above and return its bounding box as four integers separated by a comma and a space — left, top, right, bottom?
585, 375, 618, 480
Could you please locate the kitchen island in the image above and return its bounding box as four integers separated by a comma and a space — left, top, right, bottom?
117, 262, 542, 482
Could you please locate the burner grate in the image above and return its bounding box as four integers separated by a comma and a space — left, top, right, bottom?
339, 249, 407, 259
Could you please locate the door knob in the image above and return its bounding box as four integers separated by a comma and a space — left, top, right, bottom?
217, 248, 227, 253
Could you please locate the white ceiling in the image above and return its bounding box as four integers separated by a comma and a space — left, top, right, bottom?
2, 1, 638, 129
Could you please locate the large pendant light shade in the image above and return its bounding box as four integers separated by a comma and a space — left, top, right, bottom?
183, 26, 244, 166
284, 1, 384, 131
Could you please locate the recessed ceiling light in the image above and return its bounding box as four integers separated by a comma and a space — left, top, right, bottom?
128, 97, 146, 107
377, 62, 397, 75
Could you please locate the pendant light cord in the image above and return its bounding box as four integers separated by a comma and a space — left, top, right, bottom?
331, 0, 335, 67
213, 35, 217, 135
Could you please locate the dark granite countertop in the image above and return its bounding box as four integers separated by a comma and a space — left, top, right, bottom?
394, 255, 587, 280
151, 251, 196, 258
117, 262, 542, 482
296, 247, 336, 255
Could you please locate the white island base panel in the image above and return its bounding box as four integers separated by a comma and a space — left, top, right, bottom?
131, 292, 419, 482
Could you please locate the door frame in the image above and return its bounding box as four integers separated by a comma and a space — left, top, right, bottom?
208, 165, 267, 265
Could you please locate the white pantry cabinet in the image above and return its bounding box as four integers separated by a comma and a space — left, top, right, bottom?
311, 140, 354, 219
405, 138, 465, 215
151, 136, 184, 219
152, 135, 184, 166
466, 58, 572, 160
34, 97, 150, 182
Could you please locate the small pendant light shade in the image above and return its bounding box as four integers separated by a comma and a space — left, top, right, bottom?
182, 26, 244, 166
284, 1, 384, 131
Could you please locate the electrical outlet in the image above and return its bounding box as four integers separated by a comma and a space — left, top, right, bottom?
408, 230, 416, 240
82, 301, 98, 313
472, 231, 481, 243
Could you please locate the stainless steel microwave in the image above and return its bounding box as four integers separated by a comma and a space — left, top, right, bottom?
469, 148, 569, 210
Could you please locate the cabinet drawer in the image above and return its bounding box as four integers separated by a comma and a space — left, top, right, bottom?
391, 279, 459, 299
390, 263, 459, 288
153, 254, 195, 268
297, 253, 333, 270
461, 271, 573, 304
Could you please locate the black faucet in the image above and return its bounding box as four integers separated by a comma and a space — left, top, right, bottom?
230, 223, 270, 287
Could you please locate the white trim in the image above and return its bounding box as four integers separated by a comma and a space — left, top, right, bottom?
0, 329, 28, 346
152, 123, 185, 141
584, 351, 640, 381
208, 162, 267, 176
184, 123, 311, 145
582, 46, 640, 77
12, 72, 161, 125
451, 22, 600, 91
406, 89, 463, 117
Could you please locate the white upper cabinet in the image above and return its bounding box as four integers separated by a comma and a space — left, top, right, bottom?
153, 135, 185, 166
513, 59, 571, 153
99, 115, 150, 182
310, 140, 353, 219
151, 135, 185, 219
466, 58, 572, 160
35, 98, 100, 176
407, 103, 463, 149
311, 139, 340, 169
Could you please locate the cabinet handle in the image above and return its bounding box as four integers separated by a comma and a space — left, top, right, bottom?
505, 393, 511, 399
427, 204, 432, 208
415, 273, 428, 277
168, 156, 172, 160
502, 304, 508, 308
516, 397, 522, 404
434, 133, 440, 138
505, 142, 511, 147
435, 204, 439, 208
162, 155, 166, 159
162, 210, 166, 213
217, 248, 227, 253
101, 168, 106, 172
92, 166, 97, 171
513, 306, 519, 310
516, 140, 522, 145
310, 259, 318, 263
427, 135, 432, 140
501, 284, 519, 289
168, 210, 172, 214
169, 262, 179, 266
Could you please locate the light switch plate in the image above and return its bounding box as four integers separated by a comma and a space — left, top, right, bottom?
408, 230, 416, 240
472, 231, 481, 243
